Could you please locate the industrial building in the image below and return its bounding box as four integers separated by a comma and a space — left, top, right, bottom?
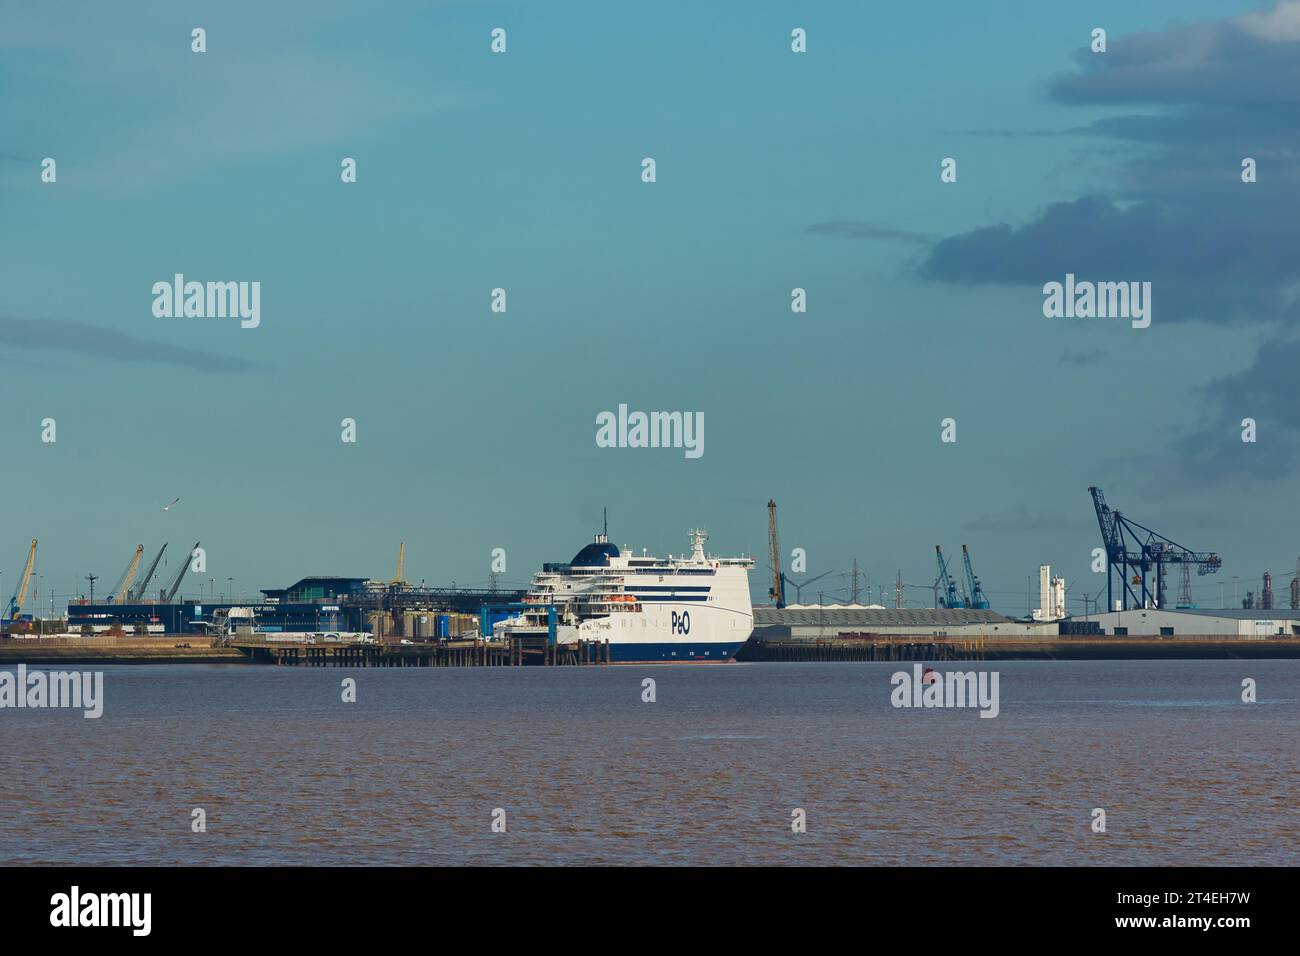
60, 575, 524, 639
752, 605, 1300, 641
752, 607, 1066, 641
1081, 608, 1300, 637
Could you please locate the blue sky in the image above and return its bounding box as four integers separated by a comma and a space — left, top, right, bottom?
2, 0, 1295, 613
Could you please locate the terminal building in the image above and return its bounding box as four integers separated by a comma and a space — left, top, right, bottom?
64, 575, 524, 638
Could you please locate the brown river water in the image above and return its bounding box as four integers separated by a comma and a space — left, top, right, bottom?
1, 660, 1296, 865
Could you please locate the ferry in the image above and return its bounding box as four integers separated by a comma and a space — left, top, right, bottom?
495, 528, 755, 662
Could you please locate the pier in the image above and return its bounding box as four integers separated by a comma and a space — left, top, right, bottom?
227, 635, 612, 667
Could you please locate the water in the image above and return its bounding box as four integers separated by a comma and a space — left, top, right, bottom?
2, 660, 1296, 865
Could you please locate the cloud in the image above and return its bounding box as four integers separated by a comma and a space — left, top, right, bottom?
1049, 4, 1300, 108
1171, 335, 1300, 481
806, 221, 932, 245
918, 193, 1300, 325
911, 2, 1300, 483
917, 2, 1300, 326
0, 316, 264, 372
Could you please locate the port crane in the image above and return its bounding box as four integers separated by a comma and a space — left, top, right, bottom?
5, 539, 37, 621
390, 542, 407, 586
161, 542, 200, 603
1088, 486, 1221, 611
767, 499, 785, 608
128, 543, 168, 603
106, 544, 145, 604
961, 544, 990, 609
934, 545, 967, 609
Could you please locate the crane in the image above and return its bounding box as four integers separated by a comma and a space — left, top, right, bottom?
935, 545, 966, 609
1089, 486, 1221, 611
390, 542, 407, 586
961, 544, 990, 609
767, 499, 785, 608
129, 543, 168, 602
6, 538, 37, 621
106, 544, 145, 604
161, 542, 200, 603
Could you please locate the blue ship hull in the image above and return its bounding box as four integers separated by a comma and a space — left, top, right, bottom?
607, 640, 747, 663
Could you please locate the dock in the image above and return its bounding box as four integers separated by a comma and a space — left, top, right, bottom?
737, 632, 1300, 662
226, 635, 612, 667
0, 636, 243, 665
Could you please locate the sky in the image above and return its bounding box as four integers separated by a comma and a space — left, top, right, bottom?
2, 0, 1297, 615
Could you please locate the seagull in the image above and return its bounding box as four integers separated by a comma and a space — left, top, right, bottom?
162, 497, 180, 511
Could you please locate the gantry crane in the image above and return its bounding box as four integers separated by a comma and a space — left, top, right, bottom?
935, 545, 966, 609
1089, 486, 1221, 611
106, 544, 145, 604
961, 544, 990, 609
6, 539, 37, 621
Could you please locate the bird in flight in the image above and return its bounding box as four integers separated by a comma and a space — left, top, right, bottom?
163, 497, 180, 511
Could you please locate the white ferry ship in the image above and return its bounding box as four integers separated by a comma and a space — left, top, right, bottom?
495, 528, 755, 662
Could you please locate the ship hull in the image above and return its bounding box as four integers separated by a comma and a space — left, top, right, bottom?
607, 640, 747, 663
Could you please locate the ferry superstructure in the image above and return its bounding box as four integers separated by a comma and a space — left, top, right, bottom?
495, 529, 756, 662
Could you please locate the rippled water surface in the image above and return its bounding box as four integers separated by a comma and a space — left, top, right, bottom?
2, 661, 1296, 865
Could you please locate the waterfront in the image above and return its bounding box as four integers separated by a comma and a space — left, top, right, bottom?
2, 661, 1296, 866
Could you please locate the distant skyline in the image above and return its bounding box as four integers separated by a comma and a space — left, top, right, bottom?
3, 1, 1298, 615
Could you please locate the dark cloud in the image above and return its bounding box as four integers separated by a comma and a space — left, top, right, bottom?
918, 3, 1300, 330
1170, 336, 1300, 481
1049, 8, 1300, 108
806, 221, 931, 244
0, 316, 264, 373
912, 3, 1300, 486
919, 193, 1300, 325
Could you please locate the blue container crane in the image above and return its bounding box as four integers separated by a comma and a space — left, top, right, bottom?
961, 544, 990, 609
1089, 486, 1221, 611
934, 545, 967, 609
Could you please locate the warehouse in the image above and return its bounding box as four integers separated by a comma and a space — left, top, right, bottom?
1081, 608, 1300, 637
752, 607, 1062, 640
752, 605, 1300, 641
